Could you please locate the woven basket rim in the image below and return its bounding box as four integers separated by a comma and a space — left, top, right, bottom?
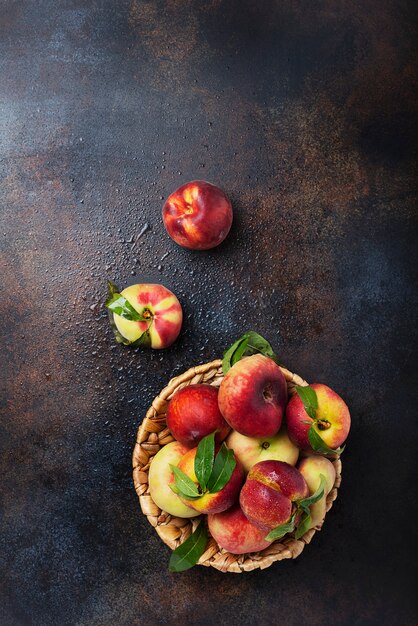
132, 359, 342, 573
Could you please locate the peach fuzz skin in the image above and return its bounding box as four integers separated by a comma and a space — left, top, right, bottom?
162, 180, 233, 250
298, 455, 336, 529
114, 283, 182, 349
166, 384, 230, 448
226, 427, 299, 473
177, 447, 243, 514
286, 384, 351, 451
240, 460, 309, 532
208, 504, 273, 554
218, 354, 288, 438
148, 442, 199, 518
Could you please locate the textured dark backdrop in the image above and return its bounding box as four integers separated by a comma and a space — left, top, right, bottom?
1, 1, 417, 625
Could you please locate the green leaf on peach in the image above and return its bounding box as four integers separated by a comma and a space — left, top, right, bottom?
244, 331, 276, 360
194, 431, 215, 492
222, 331, 277, 373
170, 465, 201, 499
222, 335, 249, 373
105, 289, 146, 321
298, 474, 327, 515
308, 427, 345, 456
295, 385, 318, 421
206, 443, 236, 493
129, 329, 152, 349
295, 511, 312, 539
169, 520, 208, 572
265, 513, 296, 541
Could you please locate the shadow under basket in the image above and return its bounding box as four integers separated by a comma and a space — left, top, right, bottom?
132, 359, 342, 573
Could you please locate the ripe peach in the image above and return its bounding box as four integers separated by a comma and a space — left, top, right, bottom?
177, 447, 243, 514
162, 180, 233, 250
208, 504, 273, 554
298, 455, 336, 528
148, 442, 199, 518
218, 355, 287, 438
226, 427, 299, 473
286, 384, 351, 451
113, 283, 182, 349
239, 460, 309, 532
166, 384, 230, 448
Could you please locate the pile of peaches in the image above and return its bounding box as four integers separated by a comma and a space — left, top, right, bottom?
148, 335, 351, 570
103, 182, 351, 571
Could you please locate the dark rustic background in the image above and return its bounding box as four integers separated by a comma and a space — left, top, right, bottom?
1, 1, 417, 625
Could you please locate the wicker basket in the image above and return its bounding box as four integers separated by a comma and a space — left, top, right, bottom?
132, 359, 342, 573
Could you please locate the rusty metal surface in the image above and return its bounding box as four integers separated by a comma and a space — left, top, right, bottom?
1, 1, 417, 624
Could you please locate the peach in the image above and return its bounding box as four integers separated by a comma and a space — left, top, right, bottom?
177, 447, 243, 514
298, 455, 336, 528
226, 427, 299, 473
218, 354, 287, 438
208, 504, 273, 554
162, 180, 233, 250
112, 283, 182, 348
166, 384, 230, 448
286, 384, 351, 451
148, 442, 199, 518
239, 460, 309, 532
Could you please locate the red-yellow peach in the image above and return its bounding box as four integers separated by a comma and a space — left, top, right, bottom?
113, 283, 182, 349
208, 504, 273, 554
286, 384, 351, 451
226, 427, 299, 473
218, 354, 288, 438
239, 460, 309, 532
162, 180, 233, 250
166, 384, 230, 448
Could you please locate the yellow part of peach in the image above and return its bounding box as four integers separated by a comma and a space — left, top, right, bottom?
148, 442, 199, 519
313, 385, 350, 448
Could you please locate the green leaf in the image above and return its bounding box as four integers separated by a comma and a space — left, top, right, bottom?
222, 335, 249, 374
244, 331, 276, 361
295, 511, 312, 539
206, 443, 236, 493
170, 465, 201, 499
295, 385, 318, 421
169, 521, 208, 572
308, 427, 345, 456
298, 474, 327, 515
129, 329, 152, 348
222, 331, 277, 374
168, 482, 181, 495
194, 432, 216, 491
265, 513, 296, 541
105, 291, 145, 321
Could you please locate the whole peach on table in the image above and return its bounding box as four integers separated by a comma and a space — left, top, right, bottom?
177, 446, 243, 514
208, 504, 273, 555
226, 427, 299, 473
162, 180, 233, 250
218, 354, 288, 438
286, 384, 351, 451
298, 455, 336, 528
239, 460, 309, 532
166, 384, 230, 448
148, 442, 199, 518
112, 283, 182, 348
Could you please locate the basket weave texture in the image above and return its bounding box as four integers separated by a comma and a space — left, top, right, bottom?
132, 359, 342, 573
